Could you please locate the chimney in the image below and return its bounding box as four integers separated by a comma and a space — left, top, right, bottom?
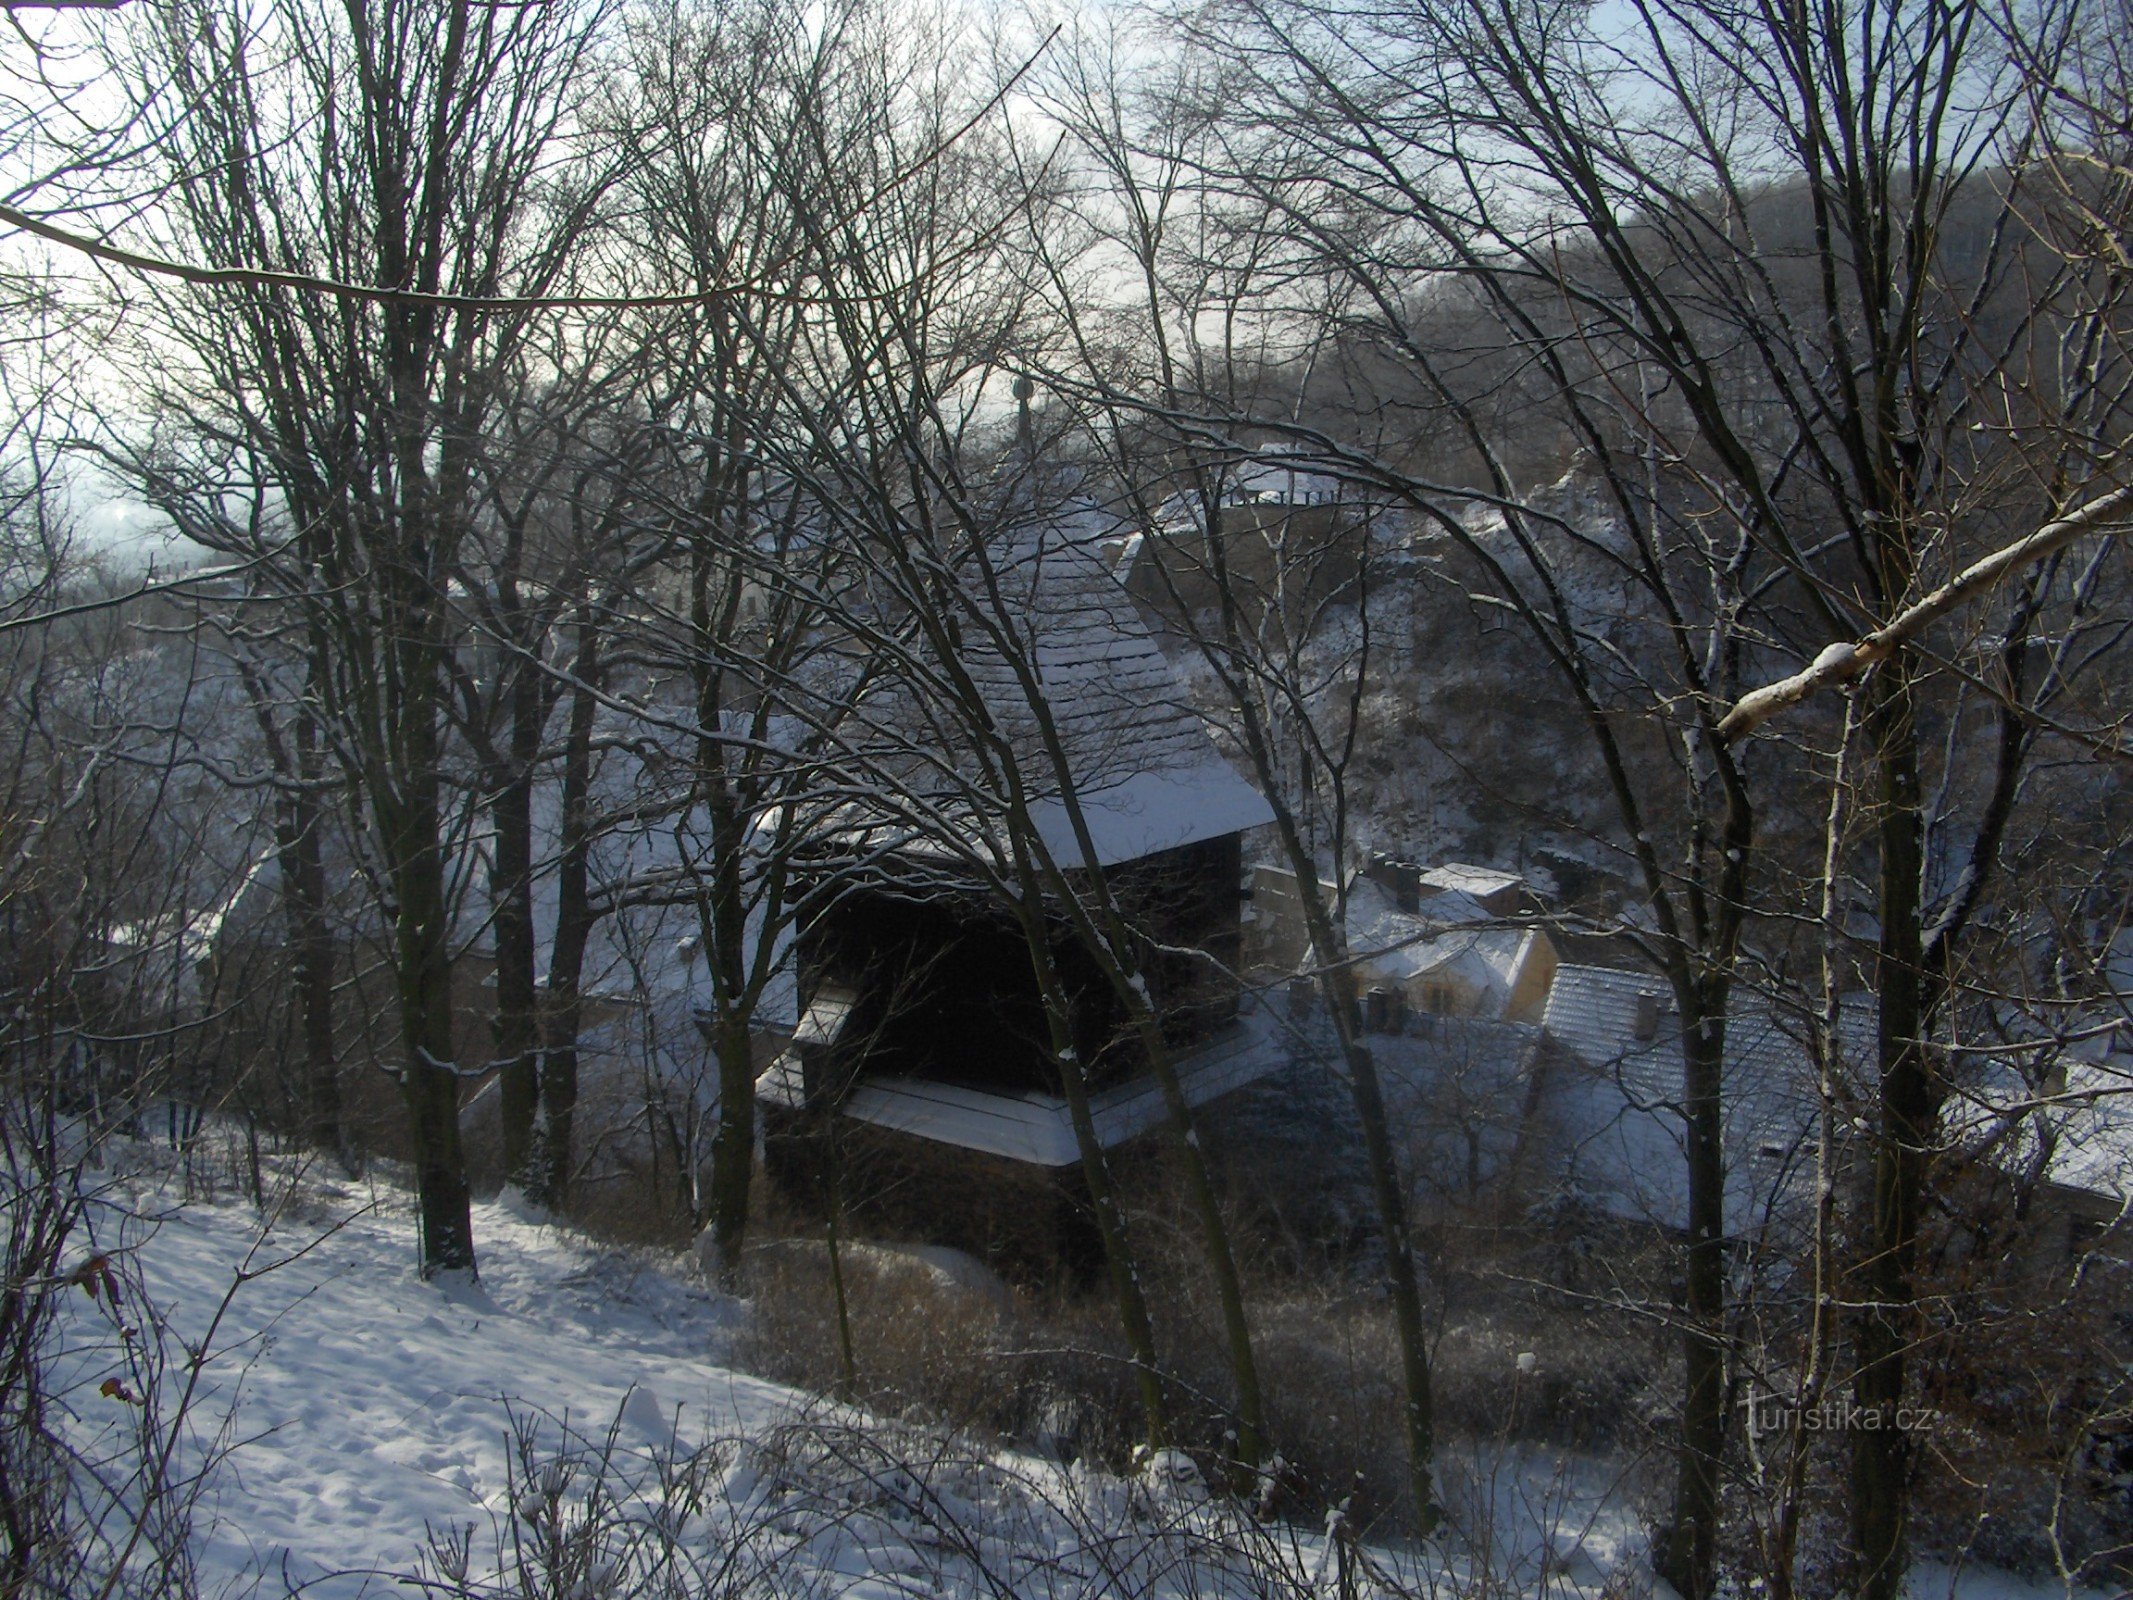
1633, 991, 1664, 1042
1365, 852, 1422, 912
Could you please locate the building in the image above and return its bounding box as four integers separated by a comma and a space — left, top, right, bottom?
1948, 1028, 2133, 1271
1242, 859, 1556, 1024
757, 511, 1283, 1271
1536, 964, 1833, 1240
1120, 447, 1379, 621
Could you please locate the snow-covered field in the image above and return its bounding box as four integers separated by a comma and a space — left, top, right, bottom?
44, 1154, 2120, 1600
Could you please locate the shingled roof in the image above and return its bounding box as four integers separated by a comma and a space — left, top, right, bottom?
834, 506, 1273, 869
1540, 964, 1872, 1235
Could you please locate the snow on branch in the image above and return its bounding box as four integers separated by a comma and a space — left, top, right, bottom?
1716, 482, 2133, 743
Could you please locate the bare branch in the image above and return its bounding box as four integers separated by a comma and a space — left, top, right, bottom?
0, 28, 1057, 313
1718, 482, 2133, 743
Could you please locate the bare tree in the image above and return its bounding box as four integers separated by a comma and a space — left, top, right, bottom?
1015, 21, 1446, 1522
595, 0, 840, 1275
445, 342, 655, 1194
102, 0, 623, 1276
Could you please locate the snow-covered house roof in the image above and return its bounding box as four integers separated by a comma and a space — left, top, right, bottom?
1419, 863, 1526, 905
1539, 964, 1865, 1236
828, 507, 1273, 870
454, 736, 802, 1034
101, 850, 275, 1013
1221, 447, 1346, 508
1950, 1038, 2133, 1214
2030, 1060, 2133, 1206
1343, 875, 1549, 1020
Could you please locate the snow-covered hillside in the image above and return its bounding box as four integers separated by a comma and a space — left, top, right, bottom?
48, 1157, 2114, 1600
60, 1173, 768, 1593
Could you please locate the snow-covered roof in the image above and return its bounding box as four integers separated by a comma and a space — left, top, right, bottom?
1343, 876, 1532, 1008
1540, 965, 1680, 1106
1419, 863, 1525, 901
1951, 1047, 2133, 1209
107, 849, 272, 969
2109, 929, 2133, 1003
759, 1001, 1288, 1166
466, 745, 798, 1029
831, 507, 1273, 870
793, 987, 856, 1049
1549, 966, 2133, 1221
1221, 447, 1346, 508
2035, 1060, 2133, 1204
1540, 964, 1863, 1235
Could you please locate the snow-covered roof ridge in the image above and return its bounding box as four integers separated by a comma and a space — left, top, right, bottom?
1343, 876, 1507, 973
1420, 862, 1525, 900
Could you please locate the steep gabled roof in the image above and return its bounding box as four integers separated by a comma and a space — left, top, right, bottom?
834, 506, 1273, 869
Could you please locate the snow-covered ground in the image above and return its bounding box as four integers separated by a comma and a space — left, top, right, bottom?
60, 1168, 767, 1594
46, 1153, 2123, 1600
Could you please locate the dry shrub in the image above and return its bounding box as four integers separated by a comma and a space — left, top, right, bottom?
733, 1234, 1148, 1471
736, 1124, 1671, 1543
1431, 1301, 1671, 1453
1903, 1235, 2133, 1584
1252, 1292, 1415, 1526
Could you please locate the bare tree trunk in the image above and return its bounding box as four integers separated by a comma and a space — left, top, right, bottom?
696, 657, 757, 1281
1339, 1021, 1439, 1523
490, 660, 543, 1187
705, 1002, 755, 1278
1848, 657, 1931, 1600
1668, 1000, 1727, 1600
1122, 1006, 1265, 1470
390, 803, 478, 1277
287, 696, 342, 1163
1204, 733, 1437, 1520
530, 617, 599, 1212
385, 563, 477, 1277
247, 656, 345, 1165
823, 1117, 859, 1402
